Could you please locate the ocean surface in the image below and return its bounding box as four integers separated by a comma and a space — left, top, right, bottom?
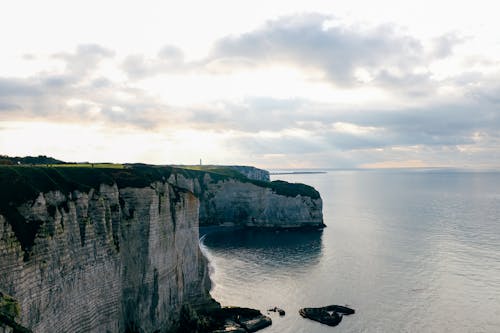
200, 170, 500, 332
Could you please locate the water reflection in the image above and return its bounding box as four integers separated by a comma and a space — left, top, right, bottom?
201, 227, 324, 272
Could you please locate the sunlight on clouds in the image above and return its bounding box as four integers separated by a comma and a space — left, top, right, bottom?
333, 122, 380, 135
139, 65, 394, 107
0, 122, 164, 162
137, 66, 308, 105
0, 54, 65, 78
354, 68, 374, 83
0, 121, 248, 165
390, 145, 422, 152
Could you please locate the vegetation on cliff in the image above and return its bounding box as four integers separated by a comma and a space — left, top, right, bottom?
0, 291, 31, 333
0, 155, 64, 166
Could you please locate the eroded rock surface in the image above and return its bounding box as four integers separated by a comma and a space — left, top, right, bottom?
0, 182, 213, 332
168, 173, 324, 228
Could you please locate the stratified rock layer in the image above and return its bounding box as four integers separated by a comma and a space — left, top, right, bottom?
168, 173, 324, 228
0, 182, 213, 333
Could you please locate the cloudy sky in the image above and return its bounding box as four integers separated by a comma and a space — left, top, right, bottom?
1, 0, 499, 168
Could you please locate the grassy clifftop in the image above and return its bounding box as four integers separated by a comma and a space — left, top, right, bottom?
172, 165, 320, 199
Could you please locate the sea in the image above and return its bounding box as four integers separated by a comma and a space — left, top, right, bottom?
200, 169, 500, 333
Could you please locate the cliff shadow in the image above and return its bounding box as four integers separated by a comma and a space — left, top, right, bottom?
200, 227, 324, 273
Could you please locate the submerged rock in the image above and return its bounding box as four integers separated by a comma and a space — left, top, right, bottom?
299, 305, 355, 327
268, 307, 286, 316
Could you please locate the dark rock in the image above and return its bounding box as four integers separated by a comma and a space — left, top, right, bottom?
324, 304, 355, 315
206, 306, 272, 333
239, 315, 272, 332
267, 306, 286, 316
0, 312, 32, 333
299, 305, 355, 327
211, 319, 247, 333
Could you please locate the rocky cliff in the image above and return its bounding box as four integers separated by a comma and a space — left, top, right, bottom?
168, 169, 324, 228
0, 164, 323, 332
0, 167, 214, 333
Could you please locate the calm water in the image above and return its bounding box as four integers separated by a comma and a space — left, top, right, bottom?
200, 170, 500, 332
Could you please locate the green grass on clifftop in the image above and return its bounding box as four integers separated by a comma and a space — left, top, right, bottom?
175, 165, 320, 199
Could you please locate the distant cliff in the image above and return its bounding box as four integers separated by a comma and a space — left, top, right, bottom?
170, 165, 270, 182
167, 167, 324, 228
224, 166, 270, 182
0, 164, 323, 332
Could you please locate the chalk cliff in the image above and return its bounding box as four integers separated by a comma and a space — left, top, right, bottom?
168, 170, 324, 228
0, 167, 214, 333
0, 165, 323, 332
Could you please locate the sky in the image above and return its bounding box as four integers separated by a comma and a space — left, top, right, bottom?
1, 0, 500, 169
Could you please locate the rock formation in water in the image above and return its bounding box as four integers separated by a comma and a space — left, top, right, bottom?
299, 305, 355, 327
0, 164, 321, 332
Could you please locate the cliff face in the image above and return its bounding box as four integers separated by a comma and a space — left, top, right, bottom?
0, 181, 212, 333
168, 173, 324, 228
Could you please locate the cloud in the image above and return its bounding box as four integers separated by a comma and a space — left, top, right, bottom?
0, 20, 499, 168
121, 45, 187, 79
0, 78, 41, 97
0, 76, 184, 128
0, 52, 185, 128
53, 44, 115, 77
186, 90, 500, 164
187, 97, 307, 132
431, 33, 466, 58
117, 13, 463, 93
209, 14, 444, 89
0, 102, 21, 111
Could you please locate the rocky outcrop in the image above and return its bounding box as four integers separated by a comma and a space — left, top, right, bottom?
0, 178, 214, 332
168, 172, 324, 228
299, 305, 355, 327
207, 307, 272, 333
